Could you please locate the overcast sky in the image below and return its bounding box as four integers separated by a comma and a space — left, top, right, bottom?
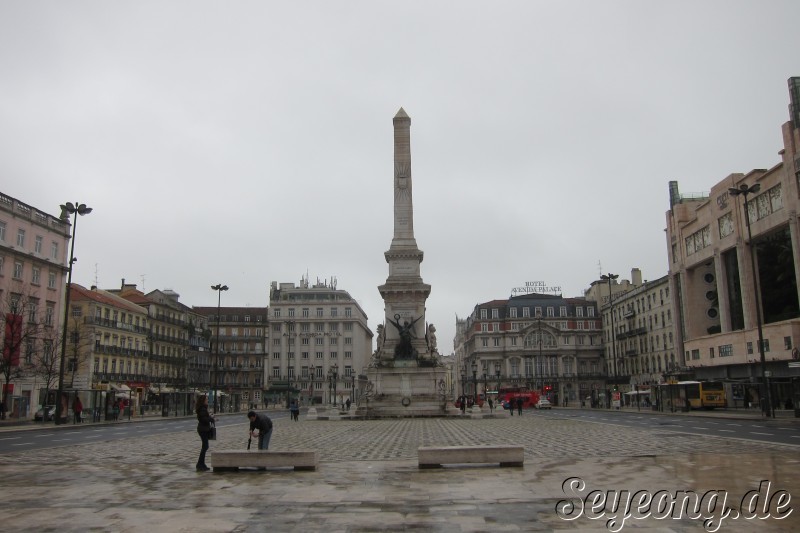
2, 1, 798, 353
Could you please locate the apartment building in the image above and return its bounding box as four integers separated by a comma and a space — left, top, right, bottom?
586, 270, 675, 396
665, 77, 800, 408
455, 293, 604, 407
267, 277, 372, 406
192, 305, 267, 411
0, 192, 70, 419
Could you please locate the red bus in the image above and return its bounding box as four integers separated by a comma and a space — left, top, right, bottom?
498, 386, 540, 409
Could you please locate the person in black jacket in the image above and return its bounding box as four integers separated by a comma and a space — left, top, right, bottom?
196, 395, 215, 471
247, 410, 273, 450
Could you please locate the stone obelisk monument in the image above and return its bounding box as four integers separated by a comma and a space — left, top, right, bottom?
358, 108, 452, 418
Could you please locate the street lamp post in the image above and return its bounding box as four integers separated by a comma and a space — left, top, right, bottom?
460, 370, 466, 397
327, 364, 338, 406
728, 183, 773, 418
495, 362, 501, 391
210, 284, 228, 413
283, 321, 295, 408
536, 314, 544, 391
55, 202, 92, 425
601, 273, 619, 394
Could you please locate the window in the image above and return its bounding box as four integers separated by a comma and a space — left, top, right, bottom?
344, 337, 352, 345
34, 235, 43, 254
273, 308, 281, 318
691, 349, 700, 360
16, 228, 25, 247
719, 344, 733, 357
302, 308, 309, 318
784, 336, 792, 350
32, 267, 40, 285
709, 347, 715, 358
523, 307, 530, 318
481, 323, 488, 332
45, 304, 54, 326
510, 308, 517, 318
345, 308, 352, 317
316, 308, 323, 317
481, 338, 488, 347
491, 308, 499, 319
0, 221, 5, 241
315, 351, 323, 359
547, 307, 554, 317
480, 309, 487, 319
331, 308, 338, 317
587, 307, 595, 318
13, 261, 23, 279
535, 307, 542, 317
560, 306, 567, 317
493, 337, 500, 347
576, 307, 584, 317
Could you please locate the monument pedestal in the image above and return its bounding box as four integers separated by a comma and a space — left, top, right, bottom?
356, 367, 455, 418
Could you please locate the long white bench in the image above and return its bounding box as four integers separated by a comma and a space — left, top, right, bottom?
211, 450, 318, 471
418, 445, 524, 468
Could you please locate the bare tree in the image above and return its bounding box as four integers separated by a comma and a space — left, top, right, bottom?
1, 290, 46, 409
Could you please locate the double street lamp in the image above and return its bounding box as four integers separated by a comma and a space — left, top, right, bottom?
728, 183, 773, 418
211, 284, 228, 413
55, 202, 92, 425
600, 273, 619, 380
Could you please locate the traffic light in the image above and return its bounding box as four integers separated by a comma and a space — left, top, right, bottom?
613, 385, 619, 392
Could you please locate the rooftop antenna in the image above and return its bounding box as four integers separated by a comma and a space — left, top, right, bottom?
597, 260, 602, 279
94, 263, 99, 287
140, 274, 146, 292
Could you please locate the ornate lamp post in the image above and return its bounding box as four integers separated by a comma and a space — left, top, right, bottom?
327, 363, 338, 405
471, 360, 478, 403
460, 369, 466, 397
210, 284, 228, 412
728, 183, 773, 418
495, 362, 501, 392
536, 313, 544, 391
55, 202, 92, 425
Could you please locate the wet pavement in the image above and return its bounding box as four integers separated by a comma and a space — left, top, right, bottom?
1, 410, 799, 532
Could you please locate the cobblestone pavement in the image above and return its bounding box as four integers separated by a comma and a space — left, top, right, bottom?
1, 413, 799, 532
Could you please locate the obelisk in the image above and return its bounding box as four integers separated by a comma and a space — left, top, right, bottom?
359, 108, 451, 418
377, 108, 431, 365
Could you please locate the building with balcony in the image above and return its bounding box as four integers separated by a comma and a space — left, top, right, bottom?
455, 293, 604, 407
0, 192, 70, 419
665, 77, 800, 408
68, 284, 151, 399
267, 276, 372, 406
113, 283, 197, 395
585, 270, 675, 396
192, 305, 267, 411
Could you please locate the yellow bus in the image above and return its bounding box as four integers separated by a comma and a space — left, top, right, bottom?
661, 381, 726, 410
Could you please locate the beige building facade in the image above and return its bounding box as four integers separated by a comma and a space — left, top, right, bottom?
268, 277, 372, 407
665, 77, 800, 408
455, 294, 604, 407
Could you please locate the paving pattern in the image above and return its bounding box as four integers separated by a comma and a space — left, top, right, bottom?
2, 413, 799, 532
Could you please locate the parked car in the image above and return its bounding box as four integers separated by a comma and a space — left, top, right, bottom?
35, 405, 56, 421
535, 398, 552, 410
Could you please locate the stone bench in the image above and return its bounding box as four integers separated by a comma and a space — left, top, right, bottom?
211, 450, 318, 471
418, 445, 524, 468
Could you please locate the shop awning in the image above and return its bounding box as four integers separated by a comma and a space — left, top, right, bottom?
110, 383, 131, 392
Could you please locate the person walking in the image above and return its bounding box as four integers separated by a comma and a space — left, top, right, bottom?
195, 394, 214, 471
73, 396, 83, 424
289, 400, 299, 422
516, 397, 523, 415
487, 398, 494, 413
248, 410, 273, 449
